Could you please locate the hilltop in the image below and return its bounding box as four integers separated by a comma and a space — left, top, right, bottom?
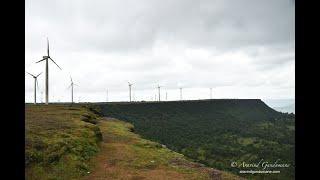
96, 99, 295, 180
25, 104, 241, 180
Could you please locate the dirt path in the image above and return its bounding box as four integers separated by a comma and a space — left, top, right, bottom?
82, 118, 241, 180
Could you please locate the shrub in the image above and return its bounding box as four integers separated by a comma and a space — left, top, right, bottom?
80, 114, 98, 124
91, 126, 103, 142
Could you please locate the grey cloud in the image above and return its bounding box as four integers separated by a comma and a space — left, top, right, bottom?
25, 0, 295, 102
26, 0, 294, 53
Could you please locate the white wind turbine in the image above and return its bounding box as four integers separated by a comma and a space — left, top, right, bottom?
157, 85, 162, 101
68, 76, 78, 104
36, 38, 62, 105
128, 82, 133, 102
26, 72, 42, 104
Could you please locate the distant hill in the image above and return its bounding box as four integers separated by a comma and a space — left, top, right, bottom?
263, 99, 295, 114
274, 104, 295, 114
96, 99, 295, 180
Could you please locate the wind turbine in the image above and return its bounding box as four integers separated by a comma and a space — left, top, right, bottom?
68, 76, 78, 104
128, 82, 133, 102
166, 92, 168, 101
157, 85, 162, 101
26, 72, 42, 104
36, 38, 62, 105
179, 87, 183, 100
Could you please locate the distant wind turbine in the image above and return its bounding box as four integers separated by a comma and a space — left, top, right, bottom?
36, 38, 62, 105
166, 92, 168, 101
26, 72, 42, 104
179, 87, 183, 100
68, 76, 78, 104
128, 82, 133, 102
157, 85, 162, 101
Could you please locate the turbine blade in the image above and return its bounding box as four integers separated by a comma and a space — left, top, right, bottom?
70, 76, 73, 83
36, 58, 46, 63
49, 58, 62, 70
26, 72, 35, 78
36, 72, 42, 77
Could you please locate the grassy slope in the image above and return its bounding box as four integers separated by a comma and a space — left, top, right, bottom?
25, 104, 102, 179
26, 104, 241, 180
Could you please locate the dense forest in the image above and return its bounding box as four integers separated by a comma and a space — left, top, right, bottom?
96, 99, 295, 179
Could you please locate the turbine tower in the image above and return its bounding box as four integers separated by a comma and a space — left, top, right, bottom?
128, 82, 133, 102
166, 92, 168, 101
27, 72, 42, 104
36, 38, 62, 105
68, 76, 78, 104
157, 85, 161, 101
179, 87, 183, 100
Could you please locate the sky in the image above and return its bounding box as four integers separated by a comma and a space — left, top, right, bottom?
25, 0, 295, 103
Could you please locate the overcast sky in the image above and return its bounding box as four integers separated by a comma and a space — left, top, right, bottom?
25, 0, 295, 103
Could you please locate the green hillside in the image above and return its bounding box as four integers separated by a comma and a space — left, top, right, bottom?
96, 99, 295, 180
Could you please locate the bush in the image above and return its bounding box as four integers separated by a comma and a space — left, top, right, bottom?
80, 114, 98, 124
25, 150, 44, 165
87, 105, 103, 116
91, 126, 103, 142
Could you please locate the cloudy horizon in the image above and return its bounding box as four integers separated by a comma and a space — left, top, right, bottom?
25, 0, 295, 103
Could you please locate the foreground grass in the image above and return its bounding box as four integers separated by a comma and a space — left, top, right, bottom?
26, 104, 242, 180
25, 104, 102, 180
83, 118, 241, 180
